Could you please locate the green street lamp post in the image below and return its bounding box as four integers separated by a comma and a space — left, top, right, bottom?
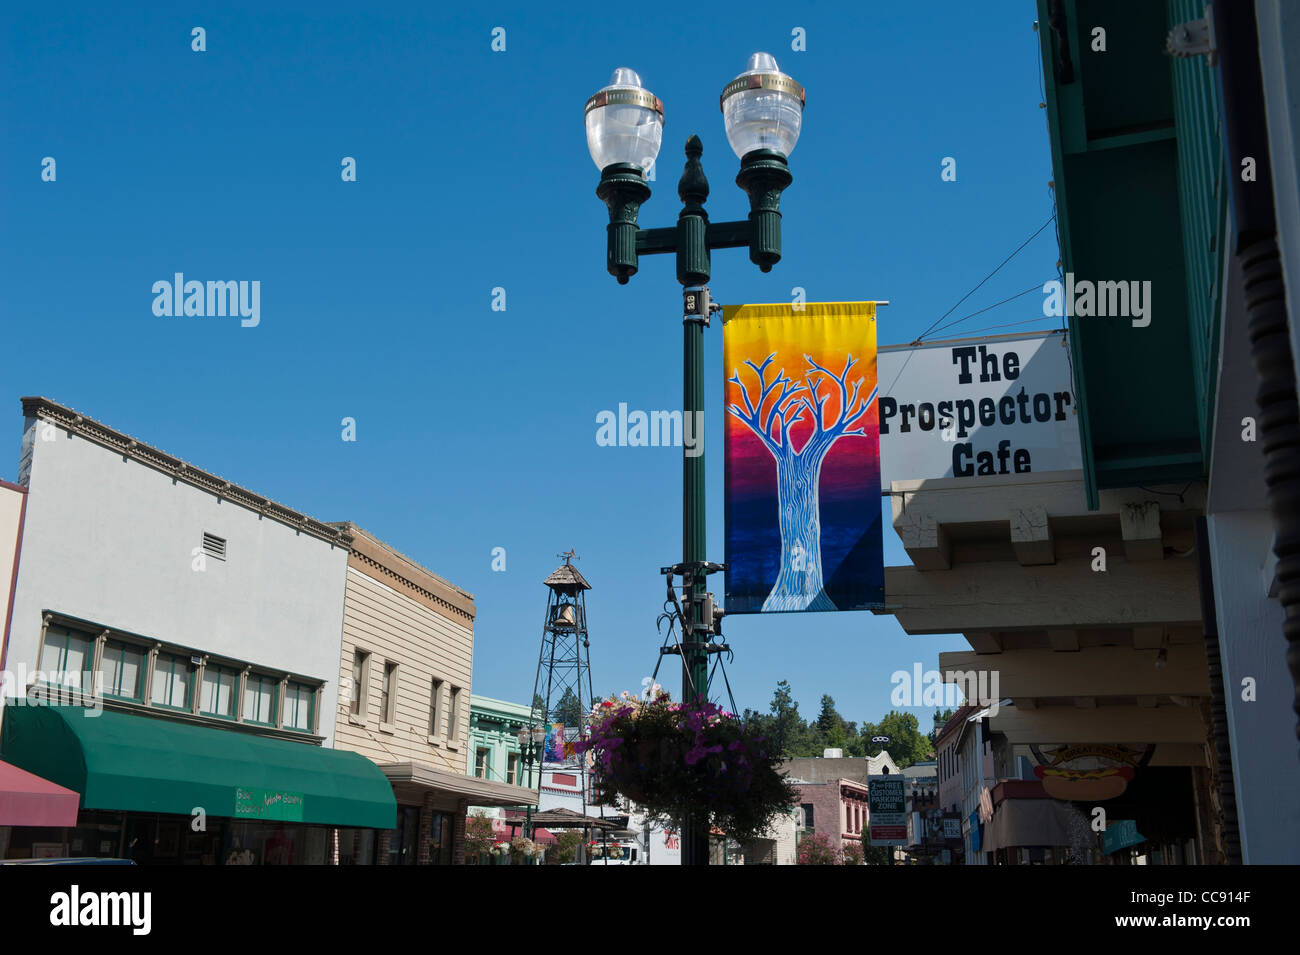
585, 53, 804, 866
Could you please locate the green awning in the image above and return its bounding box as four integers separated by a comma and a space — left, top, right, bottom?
0, 706, 395, 830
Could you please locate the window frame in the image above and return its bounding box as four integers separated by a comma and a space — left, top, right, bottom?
241, 672, 279, 727
199, 663, 239, 720
149, 650, 193, 711
282, 680, 316, 734
37, 624, 95, 690
350, 650, 371, 721
429, 677, 445, 742
100, 638, 147, 703
380, 661, 399, 726
445, 686, 461, 749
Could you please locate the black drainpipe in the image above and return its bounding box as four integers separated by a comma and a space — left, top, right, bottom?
1213, 0, 1300, 755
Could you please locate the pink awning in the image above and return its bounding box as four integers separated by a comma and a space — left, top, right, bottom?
0, 759, 81, 827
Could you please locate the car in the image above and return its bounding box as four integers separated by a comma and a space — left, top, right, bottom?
0, 857, 136, 865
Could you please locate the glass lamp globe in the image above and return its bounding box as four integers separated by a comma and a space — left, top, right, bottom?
585, 68, 665, 174
720, 52, 805, 159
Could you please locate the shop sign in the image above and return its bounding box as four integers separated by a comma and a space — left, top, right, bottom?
878, 331, 1081, 486
1102, 819, 1146, 854
1030, 743, 1154, 801
235, 786, 305, 821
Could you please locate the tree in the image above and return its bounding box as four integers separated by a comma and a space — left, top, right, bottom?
768, 680, 807, 756
860, 832, 892, 865
551, 687, 585, 726
930, 708, 955, 747
862, 711, 931, 769
531, 693, 546, 720
552, 831, 582, 864
796, 831, 842, 865
726, 353, 875, 611
464, 812, 495, 863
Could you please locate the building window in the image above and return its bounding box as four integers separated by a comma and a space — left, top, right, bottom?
38, 626, 94, 686
446, 686, 461, 744
200, 665, 237, 718
283, 681, 315, 733
429, 678, 444, 737
150, 652, 192, 709
242, 673, 277, 725
507, 752, 519, 785
801, 804, 814, 830
380, 662, 398, 724
101, 640, 145, 701
350, 650, 370, 717
475, 748, 489, 778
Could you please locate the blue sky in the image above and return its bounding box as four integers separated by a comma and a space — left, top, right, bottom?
1, 2, 1059, 733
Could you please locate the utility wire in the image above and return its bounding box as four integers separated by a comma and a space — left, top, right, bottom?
928, 282, 1050, 338
913, 214, 1057, 344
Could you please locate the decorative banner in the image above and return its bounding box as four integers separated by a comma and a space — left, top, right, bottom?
543, 722, 566, 763
723, 302, 883, 614
877, 330, 1081, 487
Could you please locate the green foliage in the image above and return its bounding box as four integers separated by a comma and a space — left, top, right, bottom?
860, 832, 892, 865
580, 692, 797, 843
552, 830, 582, 864
841, 841, 865, 865
552, 687, 585, 726
747, 682, 936, 767
929, 708, 955, 746
464, 811, 495, 861
796, 831, 842, 865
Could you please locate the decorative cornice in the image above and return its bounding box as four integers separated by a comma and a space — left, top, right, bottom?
338, 523, 475, 623
21, 397, 352, 549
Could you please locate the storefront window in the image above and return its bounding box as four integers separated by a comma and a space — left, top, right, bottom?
388, 805, 420, 865
428, 813, 452, 865
339, 827, 377, 865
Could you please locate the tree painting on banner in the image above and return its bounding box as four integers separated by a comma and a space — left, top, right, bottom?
723, 303, 884, 613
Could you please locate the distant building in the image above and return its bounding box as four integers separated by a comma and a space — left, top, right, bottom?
786, 749, 900, 855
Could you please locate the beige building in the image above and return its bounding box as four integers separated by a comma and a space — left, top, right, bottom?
329, 524, 535, 864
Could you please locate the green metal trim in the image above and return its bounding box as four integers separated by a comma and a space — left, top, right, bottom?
1037, 0, 1100, 510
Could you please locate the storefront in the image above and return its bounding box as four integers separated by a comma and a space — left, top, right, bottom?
0, 705, 395, 863
379, 761, 536, 865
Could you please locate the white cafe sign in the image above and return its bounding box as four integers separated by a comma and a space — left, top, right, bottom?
877, 330, 1083, 487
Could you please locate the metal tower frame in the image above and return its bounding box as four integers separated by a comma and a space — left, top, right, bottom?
527, 551, 597, 856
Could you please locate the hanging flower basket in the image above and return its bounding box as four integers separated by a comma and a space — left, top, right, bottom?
575, 689, 796, 843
